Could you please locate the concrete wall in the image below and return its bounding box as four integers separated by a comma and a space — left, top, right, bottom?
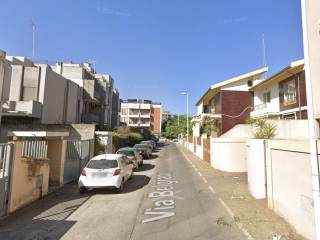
9, 141, 50, 213
211, 138, 247, 172
39, 66, 67, 124
252, 84, 280, 117
69, 124, 95, 141
265, 140, 315, 240
221, 120, 309, 140
246, 139, 266, 199
66, 81, 81, 124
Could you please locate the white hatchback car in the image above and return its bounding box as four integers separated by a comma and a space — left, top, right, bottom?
78, 154, 134, 193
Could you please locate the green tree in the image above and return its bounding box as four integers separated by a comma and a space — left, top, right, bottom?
200, 116, 220, 136
164, 115, 192, 138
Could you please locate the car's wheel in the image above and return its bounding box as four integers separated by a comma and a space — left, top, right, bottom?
117, 180, 124, 193
79, 187, 87, 194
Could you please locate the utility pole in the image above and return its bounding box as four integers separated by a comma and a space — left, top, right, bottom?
300, 0, 320, 239
181, 92, 189, 146
30, 19, 36, 60
262, 33, 268, 78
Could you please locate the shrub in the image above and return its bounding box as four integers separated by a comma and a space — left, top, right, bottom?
111, 129, 144, 151
247, 117, 276, 139
94, 135, 106, 155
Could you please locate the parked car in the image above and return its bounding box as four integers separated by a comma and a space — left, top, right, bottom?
133, 144, 152, 159
159, 137, 166, 143
78, 154, 134, 193
172, 138, 179, 142
150, 135, 159, 144
116, 147, 143, 168
141, 140, 156, 150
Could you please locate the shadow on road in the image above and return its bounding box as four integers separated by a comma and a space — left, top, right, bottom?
0, 183, 89, 240
88, 174, 151, 195
134, 163, 155, 172
148, 154, 158, 160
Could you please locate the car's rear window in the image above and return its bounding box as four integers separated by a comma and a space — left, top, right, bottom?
87, 159, 118, 169
117, 150, 134, 156
134, 144, 147, 148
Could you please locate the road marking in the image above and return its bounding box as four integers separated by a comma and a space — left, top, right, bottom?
143, 173, 178, 224
218, 198, 254, 240
209, 186, 216, 194
198, 172, 203, 177
179, 146, 254, 240
202, 177, 208, 183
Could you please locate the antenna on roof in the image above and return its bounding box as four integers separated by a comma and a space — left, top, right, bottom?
262, 33, 268, 78
30, 18, 36, 60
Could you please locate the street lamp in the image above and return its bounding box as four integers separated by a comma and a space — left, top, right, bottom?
181, 92, 189, 146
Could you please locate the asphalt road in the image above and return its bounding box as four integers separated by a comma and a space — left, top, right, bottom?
63, 143, 247, 240
0, 143, 250, 240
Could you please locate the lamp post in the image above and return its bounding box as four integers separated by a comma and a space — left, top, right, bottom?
181, 92, 189, 146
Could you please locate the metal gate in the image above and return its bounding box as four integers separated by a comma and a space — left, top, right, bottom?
0, 143, 13, 217
203, 138, 211, 163
63, 140, 90, 184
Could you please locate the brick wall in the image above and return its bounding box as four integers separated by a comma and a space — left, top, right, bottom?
150, 107, 161, 133
220, 90, 252, 134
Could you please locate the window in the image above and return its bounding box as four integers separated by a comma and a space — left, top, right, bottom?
247, 80, 253, 87
282, 113, 296, 120
263, 92, 271, 103
283, 79, 297, 106
87, 160, 118, 169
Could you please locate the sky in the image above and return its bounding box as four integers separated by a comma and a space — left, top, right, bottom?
0, 0, 303, 115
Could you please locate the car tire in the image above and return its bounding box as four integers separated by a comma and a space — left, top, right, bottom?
79, 187, 87, 194
117, 180, 124, 193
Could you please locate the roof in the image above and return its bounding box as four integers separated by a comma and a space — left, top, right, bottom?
196, 67, 268, 105
9, 131, 69, 138
250, 59, 304, 91
91, 154, 123, 160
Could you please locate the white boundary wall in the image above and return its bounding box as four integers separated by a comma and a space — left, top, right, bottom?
246, 139, 266, 199
211, 138, 247, 172
266, 140, 316, 240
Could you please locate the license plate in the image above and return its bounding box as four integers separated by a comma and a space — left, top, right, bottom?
91, 172, 109, 178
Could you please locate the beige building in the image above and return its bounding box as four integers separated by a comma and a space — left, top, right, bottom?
120, 99, 162, 133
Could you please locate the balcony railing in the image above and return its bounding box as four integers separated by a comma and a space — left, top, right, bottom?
2, 101, 42, 118
253, 103, 267, 111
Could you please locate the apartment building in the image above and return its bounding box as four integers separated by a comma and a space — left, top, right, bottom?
162, 111, 172, 122
194, 67, 268, 135
120, 99, 162, 133
111, 88, 120, 129
52, 62, 120, 128
1, 58, 82, 127
250, 60, 307, 120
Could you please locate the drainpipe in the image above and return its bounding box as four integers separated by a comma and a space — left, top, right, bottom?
297, 74, 302, 119
301, 1, 320, 239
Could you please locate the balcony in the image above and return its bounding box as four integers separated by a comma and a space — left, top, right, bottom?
129, 112, 140, 118
82, 113, 100, 124
83, 79, 103, 103
2, 101, 42, 118
250, 103, 279, 118
140, 113, 151, 118
128, 123, 139, 127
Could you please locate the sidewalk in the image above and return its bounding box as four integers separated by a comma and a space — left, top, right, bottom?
177, 144, 305, 240
0, 183, 90, 240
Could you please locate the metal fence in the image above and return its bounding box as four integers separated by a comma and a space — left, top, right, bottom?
22, 141, 48, 159
0, 143, 13, 217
